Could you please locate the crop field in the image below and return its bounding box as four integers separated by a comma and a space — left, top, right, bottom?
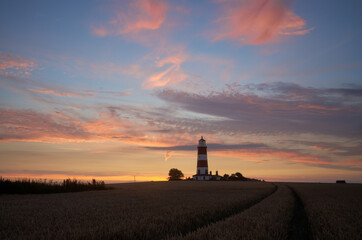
288, 183, 362, 240
1, 181, 361, 240
173, 184, 294, 240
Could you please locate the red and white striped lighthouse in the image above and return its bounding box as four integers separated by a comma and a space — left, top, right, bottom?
193, 136, 221, 181
197, 136, 208, 175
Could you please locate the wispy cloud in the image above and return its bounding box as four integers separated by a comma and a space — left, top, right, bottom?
28, 88, 131, 98
0, 108, 90, 142
211, 0, 313, 45
265, 62, 362, 80
89, 62, 143, 79
147, 142, 362, 171
0, 107, 136, 143
0, 52, 36, 75
142, 50, 187, 89
290, 140, 362, 157
88, 150, 107, 154
0, 106, 191, 147
28, 88, 95, 98
91, 0, 167, 37
164, 151, 173, 161
147, 143, 268, 151
1, 80, 361, 173
156, 82, 362, 137
85, 90, 131, 97
1, 74, 131, 99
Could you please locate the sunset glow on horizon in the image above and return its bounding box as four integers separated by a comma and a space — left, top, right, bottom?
1, 0, 361, 183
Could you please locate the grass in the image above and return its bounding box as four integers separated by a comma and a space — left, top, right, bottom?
289, 183, 362, 240
0, 177, 107, 194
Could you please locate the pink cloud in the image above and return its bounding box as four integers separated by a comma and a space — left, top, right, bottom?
0, 107, 190, 147
28, 88, 95, 98
91, 26, 108, 37
0, 108, 90, 142
298, 104, 341, 111
0, 76, 131, 107
24, 83, 130, 98
149, 142, 361, 171
212, 148, 362, 171
142, 50, 187, 89
0, 52, 36, 75
212, 148, 319, 163
309, 145, 332, 151
92, 0, 167, 37
164, 151, 173, 161
156, 82, 362, 137
211, 0, 313, 45
86, 90, 131, 97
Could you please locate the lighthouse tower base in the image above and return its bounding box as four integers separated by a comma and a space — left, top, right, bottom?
193, 174, 212, 181
192, 171, 221, 181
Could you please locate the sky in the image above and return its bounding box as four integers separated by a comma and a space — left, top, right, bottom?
0, 0, 361, 183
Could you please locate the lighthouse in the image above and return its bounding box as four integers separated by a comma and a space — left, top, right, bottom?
193, 136, 213, 180
197, 136, 208, 175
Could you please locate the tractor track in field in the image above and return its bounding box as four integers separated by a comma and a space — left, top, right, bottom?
287, 186, 312, 240
171, 184, 279, 240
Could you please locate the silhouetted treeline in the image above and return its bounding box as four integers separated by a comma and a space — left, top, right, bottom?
0, 177, 108, 194
185, 172, 263, 181
222, 172, 263, 181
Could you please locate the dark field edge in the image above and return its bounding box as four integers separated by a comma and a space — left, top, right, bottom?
167, 184, 278, 240
287, 186, 313, 240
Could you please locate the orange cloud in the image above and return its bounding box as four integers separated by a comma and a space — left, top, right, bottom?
211, 148, 361, 171
212, 149, 301, 160
165, 151, 173, 161
298, 104, 341, 111
91, 26, 108, 37
0, 52, 36, 75
88, 150, 107, 154
27, 87, 131, 98
0, 107, 190, 148
92, 0, 167, 37
28, 88, 94, 98
309, 145, 332, 151
142, 50, 187, 89
212, 148, 325, 165
0, 108, 89, 143
212, 0, 313, 45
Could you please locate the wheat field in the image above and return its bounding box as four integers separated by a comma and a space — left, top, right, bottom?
1, 181, 274, 239
173, 184, 293, 240
288, 183, 362, 240
1, 181, 361, 240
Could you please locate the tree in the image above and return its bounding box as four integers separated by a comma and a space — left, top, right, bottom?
229, 174, 237, 181
168, 168, 184, 181
223, 174, 229, 180
235, 172, 244, 179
